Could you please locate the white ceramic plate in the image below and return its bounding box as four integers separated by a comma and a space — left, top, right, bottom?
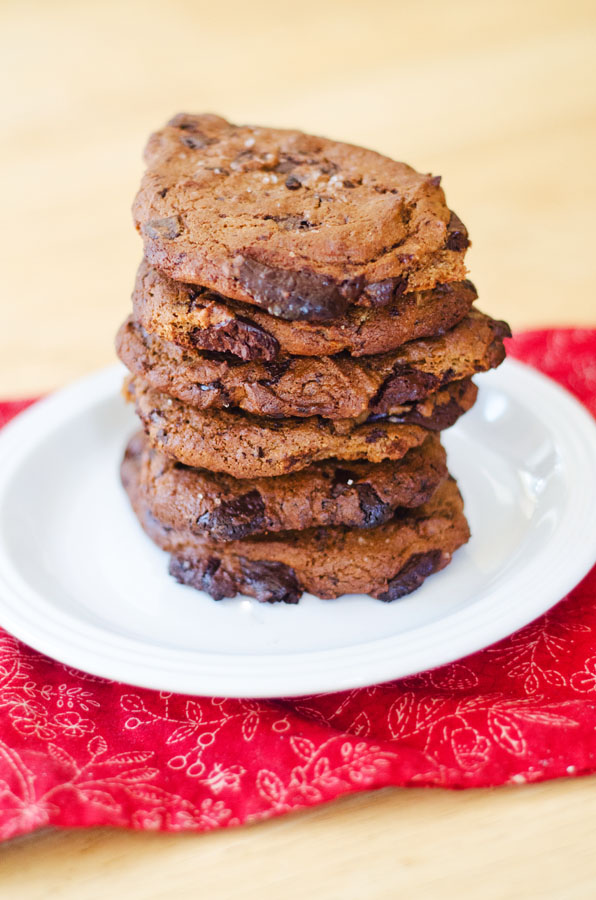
0, 360, 595, 698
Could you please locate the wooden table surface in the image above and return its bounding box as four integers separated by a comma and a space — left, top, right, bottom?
1, 0, 595, 896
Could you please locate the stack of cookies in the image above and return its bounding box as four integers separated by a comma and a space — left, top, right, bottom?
117, 114, 510, 604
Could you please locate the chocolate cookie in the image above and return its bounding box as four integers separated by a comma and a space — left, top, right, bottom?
131, 431, 448, 539
126, 376, 477, 477
121, 439, 469, 602
133, 114, 469, 322
132, 260, 477, 361
117, 309, 508, 420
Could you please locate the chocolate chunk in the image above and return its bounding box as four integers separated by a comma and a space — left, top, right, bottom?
195, 489, 266, 541
388, 382, 476, 431
389, 402, 455, 431
260, 358, 292, 384
285, 175, 302, 190
364, 277, 408, 306
329, 473, 391, 528
318, 160, 340, 175
238, 558, 301, 604
235, 256, 359, 322
169, 555, 237, 601
446, 212, 470, 251
354, 483, 393, 528
144, 216, 182, 240
189, 316, 280, 362
378, 550, 443, 601
492, 319, 513, 342
373, 364, 441, 412
365, 428, 386, 444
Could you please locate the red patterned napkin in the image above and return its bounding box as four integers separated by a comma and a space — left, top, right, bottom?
0, 329, 595, 841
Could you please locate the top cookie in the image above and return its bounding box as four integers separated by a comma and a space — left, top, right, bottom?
133, 114, 469, 322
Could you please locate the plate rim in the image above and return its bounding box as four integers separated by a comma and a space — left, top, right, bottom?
0, 359, 595, 698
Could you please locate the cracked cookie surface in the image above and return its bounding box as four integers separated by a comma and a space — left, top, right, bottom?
117, 309, 508, 420
133, 114, 469, 321
129, 431, 448, 539
126, 375, 477, 477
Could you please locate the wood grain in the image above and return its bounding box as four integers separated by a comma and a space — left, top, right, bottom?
0, 0, 595, 896
3, 780, 596, 899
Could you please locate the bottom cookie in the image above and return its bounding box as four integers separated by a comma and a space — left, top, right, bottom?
121, 442, 470, 603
